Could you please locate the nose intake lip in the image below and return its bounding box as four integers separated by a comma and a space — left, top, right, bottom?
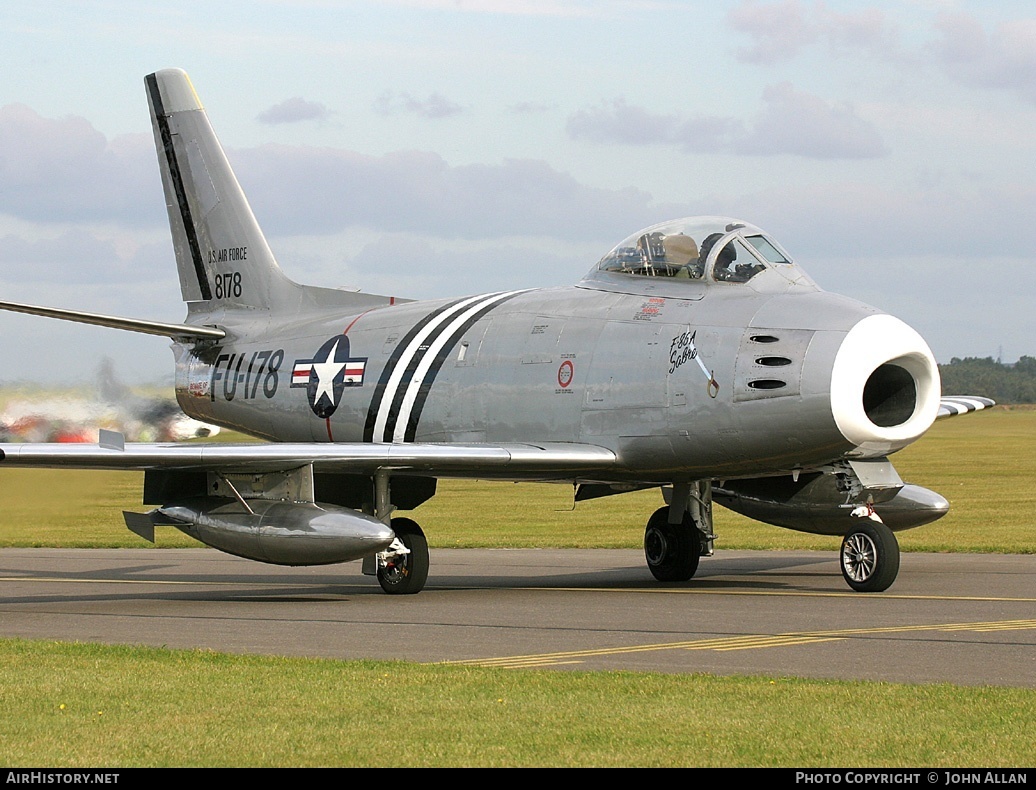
831, 314, 940, 455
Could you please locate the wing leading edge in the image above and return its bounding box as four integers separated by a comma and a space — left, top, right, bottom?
0, 439, 617, 478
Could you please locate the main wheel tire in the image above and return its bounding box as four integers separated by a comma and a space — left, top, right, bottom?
644, 506, 701, 582
840, 520, 900, 592
378, 517, 429, 595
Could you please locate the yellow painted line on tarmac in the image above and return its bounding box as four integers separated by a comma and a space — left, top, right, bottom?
444, 619, 1036, 669
456, 638, 733, 668
520, 586, 1036, 603
711, 636, 845, 652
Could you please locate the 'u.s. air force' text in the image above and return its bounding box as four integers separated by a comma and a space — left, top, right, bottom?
206, 246, 247, 300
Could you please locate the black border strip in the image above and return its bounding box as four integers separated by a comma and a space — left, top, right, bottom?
145, 73, 212, 301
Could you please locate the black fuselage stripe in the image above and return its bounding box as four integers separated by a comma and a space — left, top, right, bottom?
361, 298, 467, 442
401, 293, 522, 442
145, 74, 211, 301
380, 310, 468, 442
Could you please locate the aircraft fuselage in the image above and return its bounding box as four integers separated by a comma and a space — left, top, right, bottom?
174, 282, 904, 483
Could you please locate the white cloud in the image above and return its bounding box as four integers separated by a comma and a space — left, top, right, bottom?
372, 91, 464, 119
736, 179, 1036, 260
566, 99, 741, 152
727, 1, 900, 64
566, 86, 886, 159
818, 3, 895, 53
366, 0, 645, 17
932, 13, 1036, 104
0, 230, 165, 284
0, 101, 685, 244
735, 82, 888, 159
0, 105, 161, 226
233, 144, 675, 240
728, 0, 815, 64
257, 97, 331, 124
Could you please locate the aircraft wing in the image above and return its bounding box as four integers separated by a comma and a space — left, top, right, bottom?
0, 438, 617, 479
937, 396, 995, 419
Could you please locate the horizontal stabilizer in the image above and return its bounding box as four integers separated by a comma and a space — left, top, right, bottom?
0, 299, 225, 341
937, 396, 995, 419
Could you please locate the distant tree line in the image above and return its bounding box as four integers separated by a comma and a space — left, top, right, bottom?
938, 357, 1036, 403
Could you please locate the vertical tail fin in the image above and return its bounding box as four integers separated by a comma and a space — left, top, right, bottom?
145, 69, 298, 315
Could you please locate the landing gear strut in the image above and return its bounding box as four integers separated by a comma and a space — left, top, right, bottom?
644, 506, 701, 582
377, 517, 429, 595
840, 520, 900, 592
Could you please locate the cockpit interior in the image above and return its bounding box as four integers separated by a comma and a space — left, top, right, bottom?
594, 217, 802, 286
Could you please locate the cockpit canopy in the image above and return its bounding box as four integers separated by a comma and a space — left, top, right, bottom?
594, 217, 796, 285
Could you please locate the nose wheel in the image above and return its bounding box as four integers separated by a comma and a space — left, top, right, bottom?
840, 520, 900, 592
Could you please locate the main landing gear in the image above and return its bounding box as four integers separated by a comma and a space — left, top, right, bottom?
377, 517, 430, 595
368, 471, 430, 594
644, 506, 702, 582
839, 519, 900, 593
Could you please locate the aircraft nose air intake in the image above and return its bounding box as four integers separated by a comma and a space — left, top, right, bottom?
830, 314, 940, 456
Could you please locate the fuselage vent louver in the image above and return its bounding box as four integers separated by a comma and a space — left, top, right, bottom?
747, 379, 788, 390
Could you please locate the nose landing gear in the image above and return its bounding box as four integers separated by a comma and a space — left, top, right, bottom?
840, 519, 900, 592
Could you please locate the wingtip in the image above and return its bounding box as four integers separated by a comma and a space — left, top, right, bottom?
937, 396, 996, 419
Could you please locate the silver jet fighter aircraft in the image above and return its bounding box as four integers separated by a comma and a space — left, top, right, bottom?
0, 69, 993, 594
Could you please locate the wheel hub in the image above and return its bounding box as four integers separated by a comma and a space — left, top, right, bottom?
382, 558, 409, 583
842, 533, 877, 582
645, 528, 668, 566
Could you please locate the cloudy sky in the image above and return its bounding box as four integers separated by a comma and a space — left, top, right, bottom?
1, 0, 1033, 384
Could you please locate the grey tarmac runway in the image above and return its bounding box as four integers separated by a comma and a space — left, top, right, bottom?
1, 547, 1033, 687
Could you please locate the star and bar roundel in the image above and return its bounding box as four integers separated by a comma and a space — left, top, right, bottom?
291, 336, 367, 419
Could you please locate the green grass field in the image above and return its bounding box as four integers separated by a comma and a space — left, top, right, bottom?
0, 408, 1033, 767
0, 640, 1033, 768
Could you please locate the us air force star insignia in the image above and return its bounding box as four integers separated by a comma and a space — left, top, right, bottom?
291, 336, 367, 418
